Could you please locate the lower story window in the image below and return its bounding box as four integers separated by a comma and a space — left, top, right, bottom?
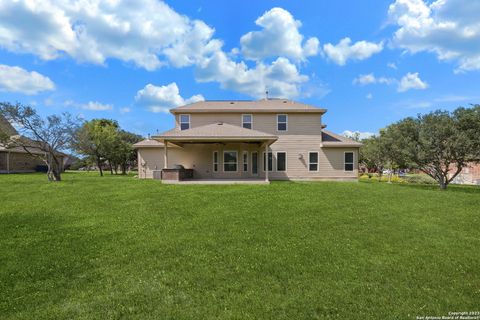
213, 151, 218, 172
344, 152, 354, 171
243, 151, 248, 172
276, 152, 286, 171
224, 151, 237, 172
263, 152, 273, 171
309, 152, 318, 171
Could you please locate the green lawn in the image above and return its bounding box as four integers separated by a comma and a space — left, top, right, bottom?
1, 173, 479, 319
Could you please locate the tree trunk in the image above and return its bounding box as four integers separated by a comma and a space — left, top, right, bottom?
439, 174, 448, 190
97, 156, 103, 176
108, 161, 113, 175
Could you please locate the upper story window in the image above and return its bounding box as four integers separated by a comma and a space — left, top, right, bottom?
180, 114, 190, 130
277, 114, 288, 131
344, 152, 354, 171
242, 114, 252, 129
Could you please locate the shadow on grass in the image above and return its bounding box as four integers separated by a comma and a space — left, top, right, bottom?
390, 182, 480, 194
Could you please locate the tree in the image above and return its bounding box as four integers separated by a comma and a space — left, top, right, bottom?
0, 102, 78, 181
73, 119, 119, 176
110, 130, 142, 174
385, 109, 477, 190
360, 135, 386, 181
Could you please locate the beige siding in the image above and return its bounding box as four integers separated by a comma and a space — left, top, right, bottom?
176, 113, 323, 136
137, 142, 358, 181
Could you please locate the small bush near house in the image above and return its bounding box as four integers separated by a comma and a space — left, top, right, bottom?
403, 174, 437, 185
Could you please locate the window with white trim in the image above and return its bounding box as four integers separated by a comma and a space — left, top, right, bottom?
223, 151, 237, 172
243, 151, 248, 172
276, 152, 286, 171
277, 114, 287, 131
344, 152, 354, 171
179, 114, 190, 130
213, 151, 218, 172
309, 152, 318, 171
242, 114, 252, 129
263, 152, 273, 171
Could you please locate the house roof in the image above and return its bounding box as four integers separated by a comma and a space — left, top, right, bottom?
0, 114, 17, 136
133, 139, 165, 148
321, 130, 363, 147
154, 122, 278, 142
170, 99, 327, 114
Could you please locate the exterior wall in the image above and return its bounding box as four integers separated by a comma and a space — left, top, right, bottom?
0, 151, 46, 173
137, 143, 359, 181
175, 113, 323, 136
451, 163, 480, 185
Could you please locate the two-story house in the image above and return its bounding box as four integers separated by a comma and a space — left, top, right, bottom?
134, 99, 362, 183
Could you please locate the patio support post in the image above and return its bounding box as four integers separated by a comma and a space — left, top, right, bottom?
265, 142, 269, 182
164, 140, 168, 169
6, 151, 10, 174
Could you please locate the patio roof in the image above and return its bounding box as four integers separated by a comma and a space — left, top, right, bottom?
153, 122, 278, 143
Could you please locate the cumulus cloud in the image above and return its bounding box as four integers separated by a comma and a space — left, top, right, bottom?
397, 72, 428, 92
342, 130, 375, 140
196, 53, 308, 99
240, 7, 319, 60
82, 101, 113, 111
353, 73, 394, 85
0, 0, 219, 70
388, 0, 480, 72
0, 2, 317, 98
323, 38, 383, 65
135, 83, 204, 113
0, 64, 55, 95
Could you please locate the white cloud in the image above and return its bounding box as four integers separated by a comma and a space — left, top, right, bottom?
0, 64, 54, 95
388, 0, 480, 72
195, 53, 308, 99
323, 37, 383, 65
0, 0, 219, 71
240, 7, 319, 60
0, 2, 317, 98
342, 130, 375, 140
366, 93, 373, 99
387, 62, 398, 69
397, 72, 428, 92
119, 107, 131, 114
82, 101, 113, 111
135, 82, 204, 113
353, 73, 394, 85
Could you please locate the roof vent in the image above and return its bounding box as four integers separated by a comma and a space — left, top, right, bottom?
217, 122, 223, 125
283, 100, 287, 103
230, 101, 235, 104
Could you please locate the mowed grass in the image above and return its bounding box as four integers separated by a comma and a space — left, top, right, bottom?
0, 173, 479, 319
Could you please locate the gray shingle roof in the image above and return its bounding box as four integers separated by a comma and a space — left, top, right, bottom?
154, 122, 277, 141
132, 139, 165, 148
321, 130, 363, 147
0, 115, 17, 136
170, 99, 326, 114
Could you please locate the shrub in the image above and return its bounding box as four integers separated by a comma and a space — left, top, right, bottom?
403, 174, 436, 185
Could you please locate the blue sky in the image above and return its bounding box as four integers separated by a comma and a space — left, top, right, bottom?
1, 0, 479, 138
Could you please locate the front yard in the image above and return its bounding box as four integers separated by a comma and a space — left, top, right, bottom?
1, 172, 479, 319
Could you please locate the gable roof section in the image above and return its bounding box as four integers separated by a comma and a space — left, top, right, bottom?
0, 114, 17, 136
154, 122, 277, 142
321, 130, 363, 147
170, 99, 326, 114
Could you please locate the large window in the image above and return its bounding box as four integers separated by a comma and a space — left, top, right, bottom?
213, 151, 218, 172
242, 114, 252, 129
180, 114, 190, 130
309, 152, 318, 171
223, 151, 238, 172
277, 114, 288, 131
243, 151, 248, 172
263, 152, 273, 171
344, 152, 354, 171
276, 152, 286, 171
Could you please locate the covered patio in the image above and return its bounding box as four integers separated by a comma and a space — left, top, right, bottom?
153, 122, 278, 183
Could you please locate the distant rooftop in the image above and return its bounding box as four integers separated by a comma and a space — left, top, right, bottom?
170, 99, 327, 114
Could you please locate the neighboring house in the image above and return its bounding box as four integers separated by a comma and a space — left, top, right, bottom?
450, 163, 480, 185
134, 99, 362, 182
0, 115, 63, 173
